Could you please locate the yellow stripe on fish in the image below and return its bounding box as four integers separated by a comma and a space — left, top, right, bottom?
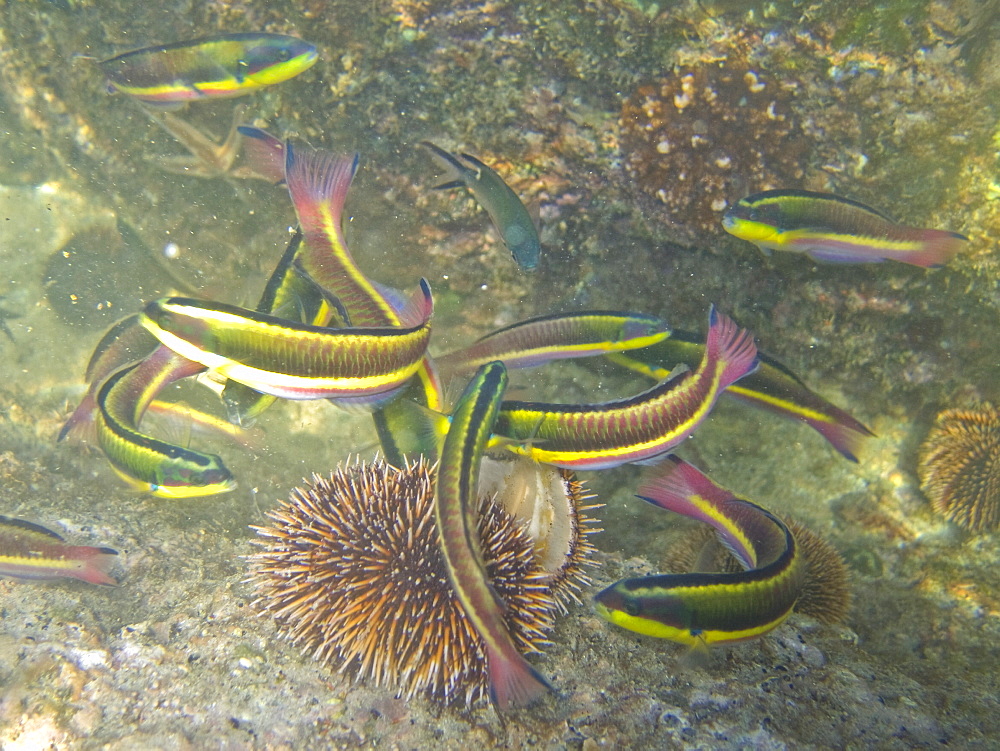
140, 282, 432, 403
434, 362, 552, 708
594, 457, 804, 648
98, 33, 317, 104
722, 189, 968, 268
494, 306, 757, 470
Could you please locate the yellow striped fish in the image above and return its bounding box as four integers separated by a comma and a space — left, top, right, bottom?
140, 280, 432, 404
495, 307, 757, 470
723, 189, 968, 268
435, 362, 552, 708
99, 33, 317, 105
0, 516, 118, 586
95, 346, 236, 498
436, 310, 671, 376
594, 457, 804, 648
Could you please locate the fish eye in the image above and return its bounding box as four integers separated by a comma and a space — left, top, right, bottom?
278, 48, 291, 62
624, 598, 641, 617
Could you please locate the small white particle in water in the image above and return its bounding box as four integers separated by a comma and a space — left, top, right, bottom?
442, 274, 449, 280
238, 657, 253, 669
163, 242, 180, 260
480, 284, 488, 291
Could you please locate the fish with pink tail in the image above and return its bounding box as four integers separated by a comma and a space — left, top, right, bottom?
0, 516, 118, 586
722, 189, 968, 268
495, 305, 759, 470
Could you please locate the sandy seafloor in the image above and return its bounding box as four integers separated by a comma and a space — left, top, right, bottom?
2, 0, 1000, 747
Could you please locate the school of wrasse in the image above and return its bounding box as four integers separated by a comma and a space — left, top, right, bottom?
4, 33, 972, 710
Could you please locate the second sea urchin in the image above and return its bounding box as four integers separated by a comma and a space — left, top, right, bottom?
247, 456, 596, 705
918, 405, 1000, 533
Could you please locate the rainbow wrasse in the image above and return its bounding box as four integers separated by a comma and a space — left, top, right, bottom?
95, 346, 236, 498
221, 229, 344, 426
99, 33, 317, 105
436, 311, 671, 376
494, 307, 758, 470
0, 516, 118, 586
283, 139, 445, 460
722, 189, 968, 268
140, 281, 433, 404
606, 331, 874, 462
421, 141, 540, 271
594, 457, 804, 648
434, 362, 552, 708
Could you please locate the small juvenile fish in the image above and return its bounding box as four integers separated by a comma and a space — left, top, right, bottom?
605, 330, 874, 462
0, 516, 118, 586
140, 281, 433, 403
421, 141, 541, 271
99, 33, 317, 105
95, 346, 236, 498
722, 189, 968, 268
434, 362, 552, 708
594, 457, 804, 649
494, 307, 758, 470
437, 311, 671, 376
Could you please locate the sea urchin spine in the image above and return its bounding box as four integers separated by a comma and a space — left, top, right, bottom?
919, 405, 1000, 533
247, 456, 561, 706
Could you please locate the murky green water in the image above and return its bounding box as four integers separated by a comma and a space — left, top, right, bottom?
1, 1, 999, 747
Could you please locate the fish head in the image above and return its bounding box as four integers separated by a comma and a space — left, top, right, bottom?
240, 38, 318, 85
142, 299, 213, 348
152, 453, 235, 498
504, 224, 540, 270
721, 199, 783, 245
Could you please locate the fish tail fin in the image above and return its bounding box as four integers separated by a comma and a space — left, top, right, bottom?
638, 456, 733, 517
67, 545, 119, 586
284, 142, 360, 246
485, 641, 552, 709
419, 141, 465, 180
386, 398, 451, 454
890, 229, 968, 268
58, 394, 98, 445
395, 278, 434, 328
705, 305, 758, 389
237, 126, 287, 184
807, 416, 874, 463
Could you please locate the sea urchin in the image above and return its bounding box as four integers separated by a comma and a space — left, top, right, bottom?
919, 405, 1000, 533
247, 456, 595, 705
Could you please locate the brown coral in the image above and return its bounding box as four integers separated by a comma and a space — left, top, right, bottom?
919, 405, 1000, 533
620, 59, 808, 241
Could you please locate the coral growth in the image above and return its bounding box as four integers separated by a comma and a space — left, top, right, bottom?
619, 59, 808, 242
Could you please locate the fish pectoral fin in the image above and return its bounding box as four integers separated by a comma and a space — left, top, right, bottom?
679, 637, 713, 670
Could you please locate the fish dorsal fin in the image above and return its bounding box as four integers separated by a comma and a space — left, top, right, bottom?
0, 516, 65, 542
